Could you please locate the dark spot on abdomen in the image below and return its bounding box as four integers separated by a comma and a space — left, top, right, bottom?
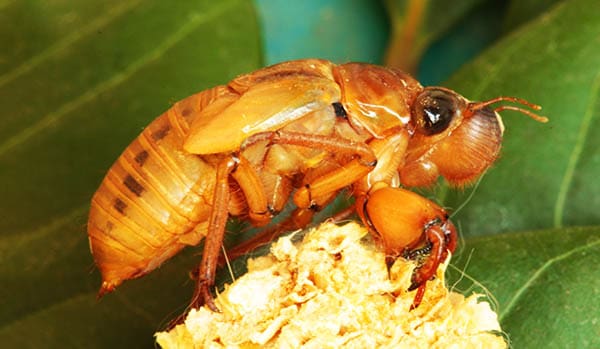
151, 125, 171, 141
181, 108, 192, 117
123, 175, 145, 197
134, 150, 149, 166
114, 198, 127, 214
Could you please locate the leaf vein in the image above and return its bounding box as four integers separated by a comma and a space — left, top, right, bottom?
499, 235, 600, 321
0, 0, 142, 88
0, 0, 236, 157
0, 291, 93, 332
0, 205, 87, 248
553, 72, 600, 227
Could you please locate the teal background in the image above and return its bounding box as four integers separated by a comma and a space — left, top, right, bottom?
254, 0, 506, 84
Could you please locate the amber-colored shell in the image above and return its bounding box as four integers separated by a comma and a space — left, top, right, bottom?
184, 75, 341, 154
87, 58, 516, 299
400, 105, 503, 187
334, 63, 421, 137
88, 89, 224, 293
364, 187, 448, 255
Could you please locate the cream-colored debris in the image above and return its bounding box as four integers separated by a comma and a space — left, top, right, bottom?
156, 222, 506, 349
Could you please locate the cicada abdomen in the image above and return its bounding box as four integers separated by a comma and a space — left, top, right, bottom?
88, 87, 228, 295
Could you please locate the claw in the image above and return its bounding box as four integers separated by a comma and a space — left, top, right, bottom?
188, 277, 221, 313
196, 280, 220, 313
409, 284, 427, 310
406, 220, 457, 310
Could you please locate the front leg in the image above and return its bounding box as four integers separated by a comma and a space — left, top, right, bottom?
359, 186, 457, 310
406, 219, 457, 309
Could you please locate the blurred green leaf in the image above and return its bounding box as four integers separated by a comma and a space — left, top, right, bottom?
0, 0, 260, 347
417, 0, 510, 85
436, 1, 600, 345
449, 226, 600, 348
384, 0, 486, 73
2, 0, 598, 347
440, 0, 600, 236
503, 0, 561, 30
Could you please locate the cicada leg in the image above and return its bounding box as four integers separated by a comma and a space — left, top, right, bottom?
190, 156, 238, 312
190, 152, 273, 312
220, 130, 378, 261
242, 130, 376, 165
292, 159, 374, 209
407, 220, 457, 309
218, 206, 316, 266
230, 156, 271, 226
193, 130, 378, 313
242, 130, 378, 209
219, 194, 357, 267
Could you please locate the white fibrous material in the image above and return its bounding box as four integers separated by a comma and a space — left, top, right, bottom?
156, 222, 506, 348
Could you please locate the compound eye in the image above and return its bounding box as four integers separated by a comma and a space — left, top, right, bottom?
414, 88, 459, 135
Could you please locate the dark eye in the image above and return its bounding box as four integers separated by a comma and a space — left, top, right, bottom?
413, 88, 458, 135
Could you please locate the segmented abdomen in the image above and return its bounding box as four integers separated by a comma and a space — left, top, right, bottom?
88, 89, 224, 295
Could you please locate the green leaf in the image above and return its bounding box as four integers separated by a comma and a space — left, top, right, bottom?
503, 0, 561, 30
440, 0, 600, 236
0, 0, 260, 347
449, 226, 600, 348
435, 3, 600, 345
3, 0, 598, 347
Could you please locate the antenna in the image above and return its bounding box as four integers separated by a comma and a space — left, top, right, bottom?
470, 96, 548, 123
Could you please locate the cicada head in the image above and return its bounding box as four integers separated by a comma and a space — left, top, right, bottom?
400, 87, 547, 187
